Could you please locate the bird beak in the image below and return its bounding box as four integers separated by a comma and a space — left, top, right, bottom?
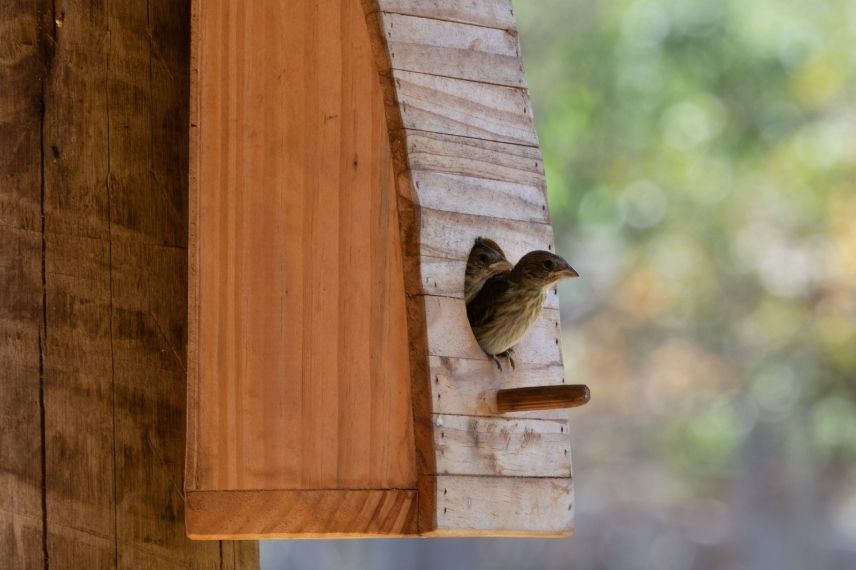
490, 260, 514, 273
558, 263, 579, 280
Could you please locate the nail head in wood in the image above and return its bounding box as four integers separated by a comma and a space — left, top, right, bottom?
496, 384, 591, 413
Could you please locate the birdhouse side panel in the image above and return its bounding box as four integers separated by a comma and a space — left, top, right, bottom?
187, 0, 417, 538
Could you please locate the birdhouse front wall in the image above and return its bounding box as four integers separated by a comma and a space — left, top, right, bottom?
364, 0, 574, 535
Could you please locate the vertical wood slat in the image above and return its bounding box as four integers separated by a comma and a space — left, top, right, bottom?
0, 0, 258, 566
0, 1, 52, 568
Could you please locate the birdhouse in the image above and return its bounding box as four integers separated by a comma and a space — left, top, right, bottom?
186, 0, 587, 539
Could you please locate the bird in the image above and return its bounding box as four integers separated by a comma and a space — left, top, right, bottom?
467, 250, 578, 371
464, 237, 514, 304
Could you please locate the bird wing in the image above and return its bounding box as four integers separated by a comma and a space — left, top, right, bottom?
466, 273, 512, 329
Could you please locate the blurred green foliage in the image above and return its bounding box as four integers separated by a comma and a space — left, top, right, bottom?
516, 0, 856, 506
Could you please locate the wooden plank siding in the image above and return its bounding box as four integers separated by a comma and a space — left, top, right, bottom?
366, 0, 519, 30
381, 13, 526, 87
420, 475, 574, 537
361, 0, 574, 537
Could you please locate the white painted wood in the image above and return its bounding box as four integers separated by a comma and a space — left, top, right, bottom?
424, 295, 562, 364
364, 0, 577, 537
410, 170, 550, 223
433, 415, 571, 477
374, 0, 518, 30
417, 255, 560, 309
393, 70, 539, 146
414, 207, 555, 263
403, 129, 551, 224
427, 475, 574, 536
429, 355, 567, 419
382, 13, 525, 87
406, 130, 546, 190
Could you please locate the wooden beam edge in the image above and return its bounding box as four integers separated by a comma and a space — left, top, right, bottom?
186, 489, 419, 539
185, 0, 203, 495
421, 529, 573, 539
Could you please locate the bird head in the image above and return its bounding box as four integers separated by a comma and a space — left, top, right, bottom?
467, 237, 513, 276
511, 250, 579, 289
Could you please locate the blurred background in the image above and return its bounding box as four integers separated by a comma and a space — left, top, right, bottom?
264, 0, 856, 567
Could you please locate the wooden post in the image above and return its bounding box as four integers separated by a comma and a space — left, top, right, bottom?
0, 1, 257, 566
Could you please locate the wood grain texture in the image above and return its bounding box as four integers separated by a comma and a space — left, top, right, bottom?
186, 490, 417, 539
188, 0, 417, 537
395, 70, 538, 146
405, 130, 550, 224
497, 385, 592, 413
429, 356, 568, 419
361, 0, 576, 536
416, 208, 554, 263
41, 2, 115, 561
422, 475, 573, 537
0, 0, 257, 566
405, 208, 556, 303
371, 0, 518, 30
425, 296, 562, 364
382, 13, 525, 87
417, 255, 560, 309
433, 415, 570, 477
0, 2, 51, 567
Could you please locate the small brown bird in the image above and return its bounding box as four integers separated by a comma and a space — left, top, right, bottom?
464, 237, 513, 304
467, 250, 578, 370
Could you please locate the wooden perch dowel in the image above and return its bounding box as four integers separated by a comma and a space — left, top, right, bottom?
496, 385, 591, 413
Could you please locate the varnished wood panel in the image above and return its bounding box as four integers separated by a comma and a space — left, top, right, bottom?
188, 0, 416, 504
497, 385, 592, 413
186, 490, 417, 539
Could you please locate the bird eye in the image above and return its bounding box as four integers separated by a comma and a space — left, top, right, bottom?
542, 260, 555, 270
478, 254, 489, 263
